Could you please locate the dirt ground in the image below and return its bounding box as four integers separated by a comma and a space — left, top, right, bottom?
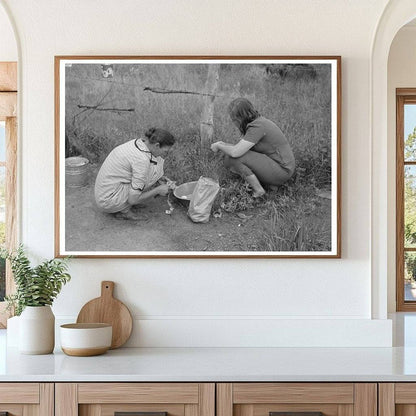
65, 163, 333, 253
65, 182, 269, 253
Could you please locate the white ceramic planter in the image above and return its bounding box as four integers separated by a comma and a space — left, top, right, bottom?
19, 306, 55, 354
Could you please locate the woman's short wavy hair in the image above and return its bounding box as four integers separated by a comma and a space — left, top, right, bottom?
145, 127, 175, 147
228, 98, 260, 135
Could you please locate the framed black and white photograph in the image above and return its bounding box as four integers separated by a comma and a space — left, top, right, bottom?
55, 56, 341, 258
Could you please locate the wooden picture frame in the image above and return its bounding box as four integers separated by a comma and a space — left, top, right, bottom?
55, 56, 341, 258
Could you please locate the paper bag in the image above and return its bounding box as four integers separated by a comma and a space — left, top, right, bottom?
188, 177, 220, 223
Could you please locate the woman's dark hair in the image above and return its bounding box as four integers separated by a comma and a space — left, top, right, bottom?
145, 127, 175, 147
228, 98, 260, 135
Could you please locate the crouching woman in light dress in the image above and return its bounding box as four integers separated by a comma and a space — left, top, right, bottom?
94, 127, 175, 220
211, 98, 295, 197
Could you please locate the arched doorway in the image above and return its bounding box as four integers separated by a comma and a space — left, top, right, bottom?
371, 0, 416, 319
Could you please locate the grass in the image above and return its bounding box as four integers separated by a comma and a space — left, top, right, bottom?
258, 185, 332, 252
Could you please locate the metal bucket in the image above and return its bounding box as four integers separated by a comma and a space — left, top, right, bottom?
173, 181, 198, 204
65, 156, 89, 188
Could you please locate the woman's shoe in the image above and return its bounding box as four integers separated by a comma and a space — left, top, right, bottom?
245, 174, 266, 198
114, 209, 139, 220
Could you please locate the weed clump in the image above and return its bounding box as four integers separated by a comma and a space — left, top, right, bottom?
258, 185, 331, 252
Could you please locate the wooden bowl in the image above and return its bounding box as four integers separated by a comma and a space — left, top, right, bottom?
60, 323, 112, 356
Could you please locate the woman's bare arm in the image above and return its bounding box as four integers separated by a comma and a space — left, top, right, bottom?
211, 139, 254, 158
128, 184, 169, 206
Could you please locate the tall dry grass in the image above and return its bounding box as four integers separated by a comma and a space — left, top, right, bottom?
258, 185, 332, 252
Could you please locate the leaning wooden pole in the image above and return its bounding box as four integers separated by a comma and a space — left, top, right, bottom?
143, 65, 221, 147
200, 65, 220, 147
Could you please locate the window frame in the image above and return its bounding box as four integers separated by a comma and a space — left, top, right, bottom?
0, 62, 17, 328
396, 88, 416, 311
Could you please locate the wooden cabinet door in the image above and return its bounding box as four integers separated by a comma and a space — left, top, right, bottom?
379, 383, 416, 416
217, 383, 377, 416
56, 383, 215, 416
0, 383, 53, 416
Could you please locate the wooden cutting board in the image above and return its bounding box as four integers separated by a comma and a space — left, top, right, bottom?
76, 281, 133, 349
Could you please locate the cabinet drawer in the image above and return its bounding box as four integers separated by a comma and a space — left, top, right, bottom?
80, 403, 185, 416
217, 383, 376, 416
0, 383, 39, 403
56, 383, 215, 416
0, 383, 53, 416
78, 383, 200, 404
379, 383, 416, 416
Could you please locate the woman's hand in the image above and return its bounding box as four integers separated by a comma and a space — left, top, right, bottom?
159, 176, 177, 190
157, 184, 170, 196
211, 141, 222, 153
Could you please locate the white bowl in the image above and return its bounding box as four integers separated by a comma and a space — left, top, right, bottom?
60, 323, 112, 356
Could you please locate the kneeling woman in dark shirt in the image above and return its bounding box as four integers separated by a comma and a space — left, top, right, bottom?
211, 98, 295, 197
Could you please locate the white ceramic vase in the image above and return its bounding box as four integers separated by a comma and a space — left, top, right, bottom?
19, 306, 55, 354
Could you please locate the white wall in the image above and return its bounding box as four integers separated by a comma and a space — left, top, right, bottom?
0, 4, 16, 61
0, 0, 393, 346
387, 25, 416, 312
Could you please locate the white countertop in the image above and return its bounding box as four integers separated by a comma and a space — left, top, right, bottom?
4, 313, 416, 383
2, 328, 416, 382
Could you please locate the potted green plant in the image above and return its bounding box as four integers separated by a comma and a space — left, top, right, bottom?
1, 245, 71, 354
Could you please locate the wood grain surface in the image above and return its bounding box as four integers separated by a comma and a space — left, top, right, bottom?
5, 117, 17, 298
200, 383, 215, 416
77, 281, 133, 348
395, 383, 416, 403
92, 403, 185, 416
217, 384, 233, 416
0, 62, 17, 92
354, 384, 377, 416
0, 383, 39, 403
55, 383, 78, 416
233, 383, 354, 404
39, 383, 55, 416
379, 383, 395, 416
77, 383, 199, 404
0, 92, 16, 120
